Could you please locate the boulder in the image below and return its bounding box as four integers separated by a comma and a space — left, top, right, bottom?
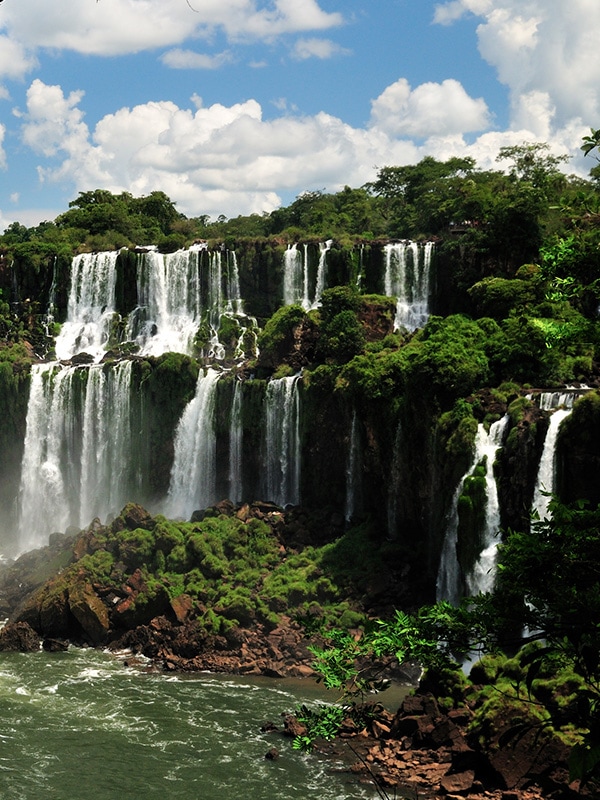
68, 581, 110, 644
0, 621, 41, 652
440, 770, 475, 794
170, 594, 194, 624
42, 637, 69, 652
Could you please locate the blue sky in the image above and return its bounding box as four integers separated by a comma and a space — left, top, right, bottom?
0, 0, 598, 230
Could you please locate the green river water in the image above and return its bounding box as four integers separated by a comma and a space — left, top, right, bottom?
0, 648, 384, 800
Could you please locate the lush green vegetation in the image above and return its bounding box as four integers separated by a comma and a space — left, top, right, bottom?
2, 136, 600, 790
38, 504, 405, 638
295, 498, 600, 787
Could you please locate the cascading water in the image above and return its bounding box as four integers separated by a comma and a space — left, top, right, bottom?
167, 369, 222, 520
225, 250, 243, 316
344, 411, 361, 522
263, 375, 301, 507
18, 360, 137, 551
532, 391, 579, 519
55, 251, 120, 361
228, 379, 244, 504
437, 416, 508, 603
383, 241, 433, 331
283, 245, 304, 308
127, 247, 203, 356
282, 242, 331, 310
312, 240, 332, 308
465, 415, 510, 596
387, 421, 403, 538
127, 247, 247, 359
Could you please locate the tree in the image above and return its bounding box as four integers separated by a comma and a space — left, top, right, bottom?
496, 142, 570, 194
299, 498, 600, 784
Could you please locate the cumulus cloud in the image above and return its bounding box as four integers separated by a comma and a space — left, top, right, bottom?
18, 79, 420, 218
0, 35, 38, 96
369, 78, 491, 138
434, 0, 600, 134
291, 37, 351, 60
0, 0, 343, 57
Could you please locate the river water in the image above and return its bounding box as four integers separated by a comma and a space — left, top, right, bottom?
0, 648, 381, 800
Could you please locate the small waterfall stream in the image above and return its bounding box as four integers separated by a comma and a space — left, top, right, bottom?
263, 375, 301, 507
437, 415, 508, 603
465, 415, 510, 596
228, 379, 244, 504
387, 421, 403, 538
344, 411, 361, 522
532, 391, 579, 519
283, 245, 304, 308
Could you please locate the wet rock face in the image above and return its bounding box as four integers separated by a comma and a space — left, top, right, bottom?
496, 403, 547, 533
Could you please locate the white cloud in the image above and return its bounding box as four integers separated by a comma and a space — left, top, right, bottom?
434, 0, 600, 135
160, 49, 233, 70
0, 35, 38, 81
433, 1, 492, 26
291, 37, 351, 60
369, 78, 491, 138
15, 70, 591, 223
0, 0, 344, 57
17, 79, 420, 218
0, 34, 38, 96
0, 207, 61, 232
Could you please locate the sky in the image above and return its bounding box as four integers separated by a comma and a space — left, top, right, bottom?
0, 0, 599, 231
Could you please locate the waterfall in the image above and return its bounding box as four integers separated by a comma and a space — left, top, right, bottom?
127, 248, 202, 356
263, 375, 301, 507
226, 250, 243, 316
437, 416, 508, 603
282, 242, 331, 310
283, 245, 304, 308
18, 360, 136, 550
532, 391, 578, 519
167, 369, 221, 519
55, 251, 120, 361
344, 411, 361, 522
383, 241, 433, 332
386, 421, 403, 538
228, 380, 243, 504
126, 247, 244, 358
465, 415, 510, 596
312, 240, 332, 309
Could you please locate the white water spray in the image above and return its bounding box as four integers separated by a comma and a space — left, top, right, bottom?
384, 241, 433, 331
55, 251, 120, 361
167, 369, 221, 519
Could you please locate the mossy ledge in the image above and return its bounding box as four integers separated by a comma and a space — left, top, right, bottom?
0, 501, 412, 678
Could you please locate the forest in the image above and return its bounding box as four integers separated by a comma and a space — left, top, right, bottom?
1, 138, 600, 796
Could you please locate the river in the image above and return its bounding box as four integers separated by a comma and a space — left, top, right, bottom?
0, 647, 383, 800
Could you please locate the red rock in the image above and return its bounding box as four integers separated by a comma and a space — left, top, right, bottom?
440, 769, 475, 794
170, 594, 193, 623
